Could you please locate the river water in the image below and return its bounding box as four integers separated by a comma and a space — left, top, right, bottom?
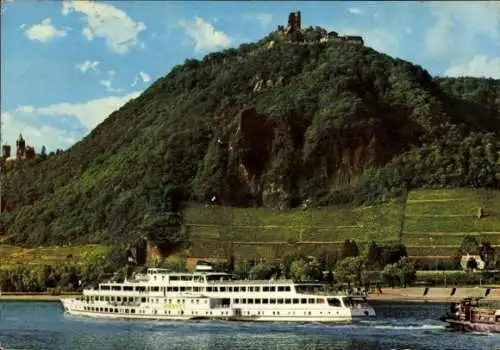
0, 301, 499, 350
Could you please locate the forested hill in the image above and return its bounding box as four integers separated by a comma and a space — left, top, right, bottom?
1, 27, 499, 248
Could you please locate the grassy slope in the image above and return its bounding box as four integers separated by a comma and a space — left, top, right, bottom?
0, 244, 110, 269
2, 189, 500, 265
183, 189, 500, 260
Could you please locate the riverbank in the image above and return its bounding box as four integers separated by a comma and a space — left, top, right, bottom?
367, 287, 500, 302
1, 287, 500, 302
0, 293, 80, 301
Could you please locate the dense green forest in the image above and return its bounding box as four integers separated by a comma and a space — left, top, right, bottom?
1, 27, 499, 249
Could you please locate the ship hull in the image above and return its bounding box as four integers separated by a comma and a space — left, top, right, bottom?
442, 318, 500, 333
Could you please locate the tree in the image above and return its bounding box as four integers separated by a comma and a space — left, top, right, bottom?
334, 256, 366, 287
248, 262, 279, 280
366, 241, 383, 268
289, 258, 322, 281
381, 257, 416, 287
341, 240, 359, 260
479, 242, 495, 269
460, 235, 479, 255
40, 145, 47, 159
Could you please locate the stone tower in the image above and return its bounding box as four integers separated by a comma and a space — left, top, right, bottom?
16, 133, 25, 159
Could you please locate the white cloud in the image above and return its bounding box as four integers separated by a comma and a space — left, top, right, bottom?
16, 105, 35, 113
24, 18, 67, 42
348, 8, 364, 16
444, 55, 500, 79
82, 27, 93, 40
428, 2, 499, 39
75, 60, 99, 73
62, 0, 146, 54
99, 79, 121, 93
1, 111, 78, 152
425, 2, 500, 59
178, 17, 231, 52
19, 23, 26, 29
257, 13, 273, 28
14, 91, 142, 132
139, 71, 150, 83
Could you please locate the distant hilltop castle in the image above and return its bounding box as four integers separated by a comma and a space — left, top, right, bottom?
3, 133, 36, 161
275, 10, 364, 46
1, 133, 36, 163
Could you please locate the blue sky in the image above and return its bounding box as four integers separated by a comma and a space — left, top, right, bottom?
1, 0, 499, 152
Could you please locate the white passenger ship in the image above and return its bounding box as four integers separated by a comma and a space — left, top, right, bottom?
61, 264, 376, 322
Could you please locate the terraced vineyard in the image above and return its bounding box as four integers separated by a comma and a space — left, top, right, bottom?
184, 189, 500, 261
0, 244, 111, 269
2, 189, 499, 266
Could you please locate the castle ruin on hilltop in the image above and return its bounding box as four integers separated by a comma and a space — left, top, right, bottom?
275, 10, 364, 46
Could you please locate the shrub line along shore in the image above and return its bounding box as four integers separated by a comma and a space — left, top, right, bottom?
2, 287, 500, 302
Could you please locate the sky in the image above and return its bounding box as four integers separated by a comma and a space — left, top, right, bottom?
1, 0, 499, 153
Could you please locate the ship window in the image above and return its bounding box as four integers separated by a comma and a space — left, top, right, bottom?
105, 308, 108, 312
186, 287, 192, 292
228, 287, 233, 292
180, 287, 186, 292
278, 299, 284, 304
263, 299, 269, 304
293, 299, 299, 304
196, 299, 199, 304
317, 298, 325, 304
181, 276, 192, 281
328, 298, 342, 307
105, 297, 109, 301
154, 276, 157, 280
301, 299, 307, 304
278, 286, 285, 292
234, 287, 239, 292
112, 286, 121, 291
193, 287, 200, 292
170, 276, 180, 281
131, 309, 136, 314
241, 299, 247, 304
151, 287, 160, 292
207, 287, 213, 292
248, 287, 254, 292
115, 308, 118, 312
100, 296, 104, 301
248, 299, 254, 304
141, 297, 146, 302
167, 287, 173, 292
124, 286, 133, 291
125, 309, 129, 313
240, 287, 246, 292
285, 299, 291, 304
263, 287, 269, 292
213, 287, 218, 292
308, 298, 315, 304
100, 285, 110, 291
220, 287, 226, 292
255, 287, 260, 292
234, 299, 239, 304
285, 287, 291, 292
173, 287, 179, 292
117, 297, 121, 302
255, 299, 261, 304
